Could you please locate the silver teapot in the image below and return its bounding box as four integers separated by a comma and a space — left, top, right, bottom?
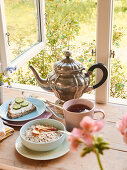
29, 50, 108, 103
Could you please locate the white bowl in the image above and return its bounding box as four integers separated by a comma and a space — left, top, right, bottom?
20, 119, 66, 151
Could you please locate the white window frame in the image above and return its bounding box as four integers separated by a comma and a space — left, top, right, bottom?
96, 0, 113, 104
0, 0, 46, 72
0, 0, 119, 105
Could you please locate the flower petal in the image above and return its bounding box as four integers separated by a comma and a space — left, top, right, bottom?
122, 113, 127, 129
81, 133, 93, 146
72, 128, 83, 137
80, 116, 104, 134
117, 120, 124, 135
80, 116, 94, 133
117, 113, 127, 144
68, 135, 80, 152
93, 121, 104, 132
123, 135, 127, 144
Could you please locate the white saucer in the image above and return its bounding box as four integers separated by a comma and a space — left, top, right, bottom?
15, 136, 70, 160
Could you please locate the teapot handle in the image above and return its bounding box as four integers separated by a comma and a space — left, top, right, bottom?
85, 63, 108, 91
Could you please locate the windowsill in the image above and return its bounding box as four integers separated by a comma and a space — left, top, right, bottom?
8, 83, 52, 95
4, 83, 127, 106
109, 97, 127, 105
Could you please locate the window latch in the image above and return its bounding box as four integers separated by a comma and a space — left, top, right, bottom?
6, 32, 10, 46
110, 50, 115, 58
91, 49, 96, 56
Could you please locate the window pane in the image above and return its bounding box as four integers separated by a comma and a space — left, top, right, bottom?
110, 0, 127, 102
4, 0, 38, 61
11, 0, 97, 98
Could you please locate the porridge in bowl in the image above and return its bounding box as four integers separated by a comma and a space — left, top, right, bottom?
24, 124, 63, 143
20, 119, 66, 151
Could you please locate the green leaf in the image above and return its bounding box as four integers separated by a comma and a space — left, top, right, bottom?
62, 35, 65, 39
94, 136, 110, 155
80, 147, 93, 157
81, 58, 84, 62
115, 42, 119, 47
89, 58, 92, 62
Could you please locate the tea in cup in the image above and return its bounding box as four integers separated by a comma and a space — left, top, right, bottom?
63, 98, 105, 132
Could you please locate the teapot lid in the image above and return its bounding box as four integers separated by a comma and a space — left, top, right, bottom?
54, 50, 84, 74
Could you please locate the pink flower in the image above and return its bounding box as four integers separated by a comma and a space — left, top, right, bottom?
80, 116, 104, 134
68, 127, 93, 149
72, 128, 93, 146
68, 128, 81, 151
117, 113, 127, 143
68, 117, 104, 151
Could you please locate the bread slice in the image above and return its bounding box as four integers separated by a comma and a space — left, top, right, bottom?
7, 98, 36, 119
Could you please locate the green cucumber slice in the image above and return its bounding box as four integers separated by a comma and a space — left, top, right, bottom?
13, 103, 21, 110
20, 101, 29, 107
15, 97, 24, 104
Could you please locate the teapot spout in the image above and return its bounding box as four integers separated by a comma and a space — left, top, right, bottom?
29, 65, 52, 92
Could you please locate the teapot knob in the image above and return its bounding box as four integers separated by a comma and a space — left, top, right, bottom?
64, 50, 71, 58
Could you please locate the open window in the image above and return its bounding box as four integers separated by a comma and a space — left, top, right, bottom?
2, 0, 125, 105
0, 0, 46, 72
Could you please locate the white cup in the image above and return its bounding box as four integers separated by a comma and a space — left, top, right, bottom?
63, 98, 105, 132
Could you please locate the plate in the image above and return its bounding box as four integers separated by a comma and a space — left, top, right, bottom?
15, 136, 70, 160
0, 98, 46, 122
3, 111, 52, 127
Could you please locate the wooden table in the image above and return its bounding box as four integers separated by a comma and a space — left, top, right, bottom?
0, 87, 127, 170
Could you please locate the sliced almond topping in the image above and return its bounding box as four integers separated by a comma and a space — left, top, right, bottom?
35, 125, 47, 130
32, 129, 40, 136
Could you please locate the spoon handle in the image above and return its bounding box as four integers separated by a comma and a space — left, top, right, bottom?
59, 130, 71, 135
46, 105, 64, 119
39, 97, 63, 110
46, 100, 63, 110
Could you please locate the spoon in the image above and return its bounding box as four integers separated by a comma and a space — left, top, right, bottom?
40, 127, 71, 135
46, 105, 64, 119
58, 130, 71, 135
40, 98, 63, 110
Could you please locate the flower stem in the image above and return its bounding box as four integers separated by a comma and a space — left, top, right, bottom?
95, 149, 103, 170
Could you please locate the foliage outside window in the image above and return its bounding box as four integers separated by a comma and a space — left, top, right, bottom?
8, 0, 127, 99
5, 0, 37, 61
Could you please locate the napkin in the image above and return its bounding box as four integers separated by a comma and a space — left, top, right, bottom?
0, 118, 14, 141
0, 118, 5, 139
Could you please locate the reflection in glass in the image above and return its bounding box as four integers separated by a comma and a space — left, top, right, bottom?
110, 0, 127, 100
5, 0, 38, 61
